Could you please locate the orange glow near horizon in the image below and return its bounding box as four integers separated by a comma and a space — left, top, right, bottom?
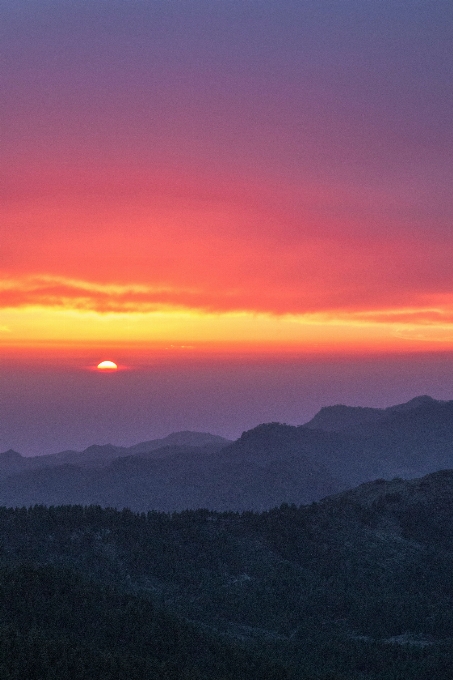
1, 303, 453, 364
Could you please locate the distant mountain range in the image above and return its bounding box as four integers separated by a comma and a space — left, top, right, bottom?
0, 395, 452, 511
0, 430, 230, 475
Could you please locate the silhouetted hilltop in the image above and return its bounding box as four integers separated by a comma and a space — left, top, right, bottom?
304, 404, 386, 431
48, 443, 123, 466
303, 394, 443, 432
126, 430, 230, 455
0, 449, 24, 476
387, 394, 440, 412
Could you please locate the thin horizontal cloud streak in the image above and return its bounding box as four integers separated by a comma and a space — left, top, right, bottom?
2, 277, 453, 334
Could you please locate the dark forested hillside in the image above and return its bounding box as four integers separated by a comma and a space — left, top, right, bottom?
1, 469, 453, 678
0, 564, 285, 680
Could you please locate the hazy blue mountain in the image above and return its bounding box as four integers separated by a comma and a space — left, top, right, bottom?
45, 430, 231, 466
125, 430, 231, 455
303, 394, 442, 431
216, 397, 453, 486
304, 404, 386, 431
0, 449, 24, 476
0, 430, 231, 478
1, 396, 452, 510
211, 396, 453, 488
0, 443, 339, 512
336, 397, 453, 480
47, 443, 124, 466
386, 394, 441, 413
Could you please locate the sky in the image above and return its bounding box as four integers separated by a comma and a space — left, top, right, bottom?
1, 0, 452, 454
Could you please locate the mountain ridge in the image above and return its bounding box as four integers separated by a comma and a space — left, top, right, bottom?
1, 395, 452, 512
0, 430, 231, 474
303, 394, 443, 432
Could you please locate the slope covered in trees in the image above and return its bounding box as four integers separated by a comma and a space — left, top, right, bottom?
1, 470, 453, 678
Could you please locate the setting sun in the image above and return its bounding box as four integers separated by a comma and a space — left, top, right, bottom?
97, 361, 118, 371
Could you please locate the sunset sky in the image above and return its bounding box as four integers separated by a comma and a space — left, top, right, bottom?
1, 1, 452, 453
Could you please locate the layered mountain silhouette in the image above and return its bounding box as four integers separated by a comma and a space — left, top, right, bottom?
0, 430, 230, 476
0, 446, 338, 512
0, 395, 452, 511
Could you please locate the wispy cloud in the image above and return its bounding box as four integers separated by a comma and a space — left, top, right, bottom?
0, 275, 202, 313
1, 275, 453, 338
